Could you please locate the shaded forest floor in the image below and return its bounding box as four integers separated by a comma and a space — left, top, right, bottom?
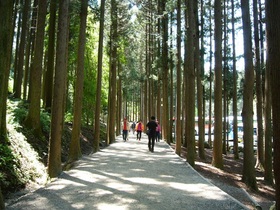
170, 143, 275, 210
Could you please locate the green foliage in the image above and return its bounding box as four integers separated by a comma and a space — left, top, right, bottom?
0, 144, 24, 193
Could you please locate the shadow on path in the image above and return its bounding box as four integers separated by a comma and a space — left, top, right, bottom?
6, 133, 248, 210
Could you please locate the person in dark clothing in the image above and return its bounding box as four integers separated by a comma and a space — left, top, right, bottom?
146, 116, 158, 152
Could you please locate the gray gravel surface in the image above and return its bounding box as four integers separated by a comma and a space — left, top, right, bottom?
6, 133, 248, 210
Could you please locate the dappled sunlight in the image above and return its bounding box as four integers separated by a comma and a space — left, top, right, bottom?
7, 134, 247, 210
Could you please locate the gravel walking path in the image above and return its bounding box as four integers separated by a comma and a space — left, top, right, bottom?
6, 133, 248, 210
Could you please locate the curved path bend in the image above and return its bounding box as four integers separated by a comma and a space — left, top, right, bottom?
6, 133, 247, 210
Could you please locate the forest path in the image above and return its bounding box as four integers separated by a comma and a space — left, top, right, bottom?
6, 132, 248, 210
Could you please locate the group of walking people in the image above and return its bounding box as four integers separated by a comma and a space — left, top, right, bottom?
122, 116, 161, 152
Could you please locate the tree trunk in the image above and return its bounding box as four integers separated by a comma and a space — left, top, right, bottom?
68, 0, 88, 162
263, 54, 273, 184
207, 1, 213, 147
23, 0, 37, 101
161, 0, 169, 144
14, 0, 30, 98
231, 0, 239, 159
212, 0, 223, 169
24, 0, 47, 137
93, 0, 105, 152
195, 0, 205, 160
107, 0, 118, 144
175, 0, 182, 156
0, 0, 14, 143
185, 0, 196, 167
241, 0, 257, 191
48, 0, 69, 178
253, 0, 264, 169
44, 0, 57, 110
266, 0, 280, 207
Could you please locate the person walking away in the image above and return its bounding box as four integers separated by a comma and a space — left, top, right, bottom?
156, 121, 161, 142
122, 118, 129, 141
136, 120, 144, 141
131, 121, 136, 134
146, 116, 158, 152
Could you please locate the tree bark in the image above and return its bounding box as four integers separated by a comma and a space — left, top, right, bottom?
241, 0, 257, 191
253, 0, 264, 169
161, 0, 169, 144
266, 0, 280, 207
195, 0, 205, 160
44, 0, 57, 110
185, 0, 196, 167
231, 0, 239, 159
68, 0, 88, 162
14, 0, 30, 98
93, 0, 105, 152
175, 0, 182, 156
212, 0, 223, 169
48, 0, 69, 178
24, 0, 47, 136
0, 0, 14, 143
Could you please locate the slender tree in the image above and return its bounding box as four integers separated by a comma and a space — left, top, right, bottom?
161, 0, 170, 143
185, 0, 196, 167
68, 0, 88, 162
263, 52, 273, 184
107, 0, 118, 145
44, 0, 57, 110
24, 0, 47, 136
207, 0, 213, 147
253, 0, 264, 169
212, 0, 223, 169
266, 0, 280, 207
0, 0, 14, 142
48, 0, 69, 178
195, 0, 205, 160
231, 0, 239, 159
93, 0, 105, 152
14, 0, 31, 98
241, 0, 257, 190
23, 0, 38, 100
175, 0, 182, 156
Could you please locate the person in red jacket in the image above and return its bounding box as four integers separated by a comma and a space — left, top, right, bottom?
135, 120, 144, 141
122, 118, 129, 141
155, 120, 161, 142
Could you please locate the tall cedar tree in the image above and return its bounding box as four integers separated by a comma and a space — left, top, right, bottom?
266, 0, 280, 207
253, 0, 264, 169
68, 0, 88, 162
93, 0, 105, 152
185, 0, 196, 167
44, 0, 57, 110
195, 0, 205, 160
14, 0, 30, 98
0, 0, 14, 141
48, 0, 69, 178
23, 0, 37, 100
175, 0, 182, 156
212, 0, 223, 169
161, 0, 169, 143
231, 0, 239, 159
264, 45, 273, 184
24, 0, 47, 136
107, 0, 118, 145
241, 0, 257, 190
